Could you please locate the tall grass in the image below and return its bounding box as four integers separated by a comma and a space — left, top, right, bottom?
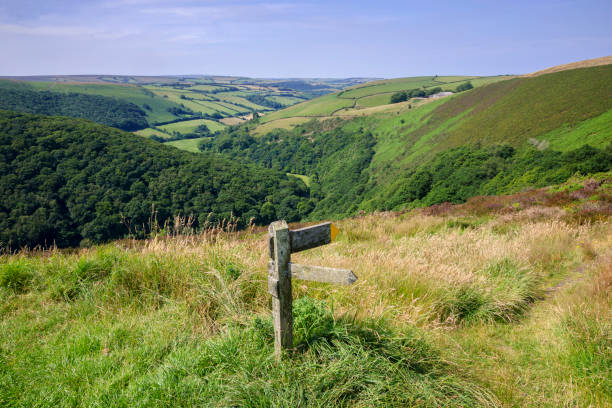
1, 207, 610, 406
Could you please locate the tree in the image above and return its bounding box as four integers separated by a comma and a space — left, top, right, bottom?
456, 82, 474, 92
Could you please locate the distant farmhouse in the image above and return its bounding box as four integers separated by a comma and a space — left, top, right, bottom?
429, 91, 454, 99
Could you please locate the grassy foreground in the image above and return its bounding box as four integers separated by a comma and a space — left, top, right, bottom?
1, 178, 611, 406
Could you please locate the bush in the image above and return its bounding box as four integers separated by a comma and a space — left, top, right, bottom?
456, 81, 474, 92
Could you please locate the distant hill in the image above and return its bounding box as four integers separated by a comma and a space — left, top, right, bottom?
0, 86, 149, 131
524, 55, 612, 77
256, 75, 515, 131
0, 110, 310, 248
201, 63, 612, 217
0, 76, 376, 150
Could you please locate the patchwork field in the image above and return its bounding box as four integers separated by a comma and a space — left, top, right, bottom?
0, 75, 375, 142
258, 74, 515, 132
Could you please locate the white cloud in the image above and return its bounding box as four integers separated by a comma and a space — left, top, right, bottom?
0, 23, 138, 40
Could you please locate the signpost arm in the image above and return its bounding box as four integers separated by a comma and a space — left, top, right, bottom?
269, 220, 292, 358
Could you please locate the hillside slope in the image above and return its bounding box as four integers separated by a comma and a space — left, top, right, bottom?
0, 86, 149, 131
201, 63, 612, 217
524, 55, 612, 77
257, 75, 514, 130
1, 174, 610, 406
0, 111, 310, 248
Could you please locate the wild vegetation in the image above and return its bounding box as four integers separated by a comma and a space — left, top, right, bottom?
199, 121, 612, 219
0, 111, 310, 249
1, 173, 610, 406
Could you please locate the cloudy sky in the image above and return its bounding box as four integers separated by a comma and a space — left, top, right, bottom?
1, 0, 611, 77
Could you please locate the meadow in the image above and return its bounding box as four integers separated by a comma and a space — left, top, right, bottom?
159, 119, 226, 135
166, 137, 210, 153
257, 74, 514, 131
1, 175, 610, 407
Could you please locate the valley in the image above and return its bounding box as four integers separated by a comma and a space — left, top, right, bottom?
1, 56, 611, 407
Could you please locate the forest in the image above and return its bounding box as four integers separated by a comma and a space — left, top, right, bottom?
199, 123, 376, 218
0, 87, 149, 131
0, 110, 310, 249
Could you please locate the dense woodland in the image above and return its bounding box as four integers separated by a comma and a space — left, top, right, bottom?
0, 110, 309, 248
199, 124, 375, 218
0, 87, 149, 131
365, 143, 612, 211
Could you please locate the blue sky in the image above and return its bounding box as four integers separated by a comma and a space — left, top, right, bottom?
1, 0, 610, 77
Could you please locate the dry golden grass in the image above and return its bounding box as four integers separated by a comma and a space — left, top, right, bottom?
524, 55, 612, 77
2, 207, 610, 406
104, 210, 609, 331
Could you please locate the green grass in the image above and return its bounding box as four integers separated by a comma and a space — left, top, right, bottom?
214, 94, 271, 111
433, 65, 612, 149
356, 93, 392, 107
1, 201, 610, 406
287, 173, 311, 187
166, 137, 209, 152
134, 127, 168, 138
158, 119, 226, 134
267, 95, 307, 106
259, 75, 514, 129
339, 76, 440, 99
0, 239, 496, 407
541, 108, 612, 151
261, 93, 355, 123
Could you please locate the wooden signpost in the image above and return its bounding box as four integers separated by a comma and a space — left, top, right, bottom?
268, 220, 357, 359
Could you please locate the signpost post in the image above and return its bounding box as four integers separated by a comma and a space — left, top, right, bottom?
268, 220, 357, 359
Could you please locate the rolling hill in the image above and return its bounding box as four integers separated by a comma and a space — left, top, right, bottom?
256, 74, 515, 132
201, 62, 612, 218
0, 76, 377, 149
0, 110, 310, 249
524, 55, 612, 77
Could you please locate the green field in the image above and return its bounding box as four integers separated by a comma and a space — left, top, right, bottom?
4, 75, 362, 132
134, 127, 169, 138
355, 93, 392, 107
339, 76, 441, 99
260, 93, 356, 123
287, 173, 311, 187
28, 82, 183, 124
159, 119, 226, 134
258, 74, 514, 131
166, 137, 209, 152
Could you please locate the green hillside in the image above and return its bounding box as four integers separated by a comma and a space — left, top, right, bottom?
3, 76, 373, 144
0, 86, 148, 131
0, 110, 310, 249
258, 75, 514, 128
25, 81, 185, 124
201, 64, 612, 218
